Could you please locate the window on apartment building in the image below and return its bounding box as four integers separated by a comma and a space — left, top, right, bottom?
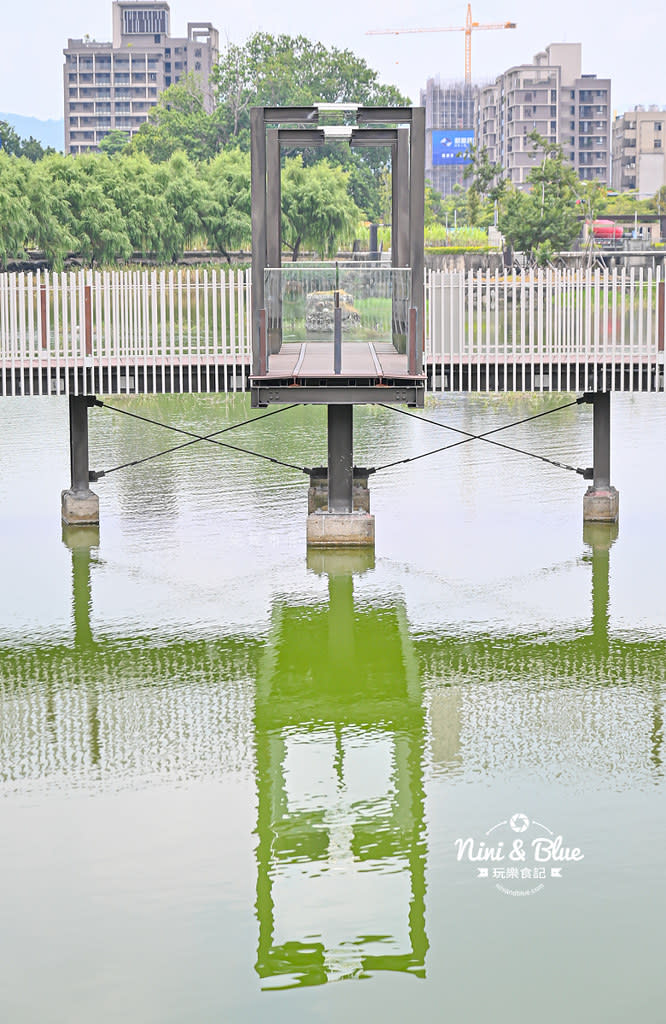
195, 61, 201, 71
656, 139, 662, 148
656, 123, 663, 131
550, 121, 556, 133
195, 48, 202, 57
165, 76, 171, 86
154, 35, 160, 43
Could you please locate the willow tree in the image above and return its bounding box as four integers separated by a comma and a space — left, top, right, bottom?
282, 157, 360, 260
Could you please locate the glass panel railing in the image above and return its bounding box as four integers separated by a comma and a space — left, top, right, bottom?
264, 265, 411, 350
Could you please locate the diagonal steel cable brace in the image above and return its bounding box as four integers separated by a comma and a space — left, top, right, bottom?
371, 398, 592, 477
89, 400, 310, 479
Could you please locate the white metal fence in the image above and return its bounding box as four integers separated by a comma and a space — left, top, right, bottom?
1, 266, 664, 395
426, 266, 664, 393
0, 268, 252, 397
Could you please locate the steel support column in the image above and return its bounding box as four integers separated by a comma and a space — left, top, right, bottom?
592, 391, 611, 491
62, 394, 99, 525
69, 394, 93, 494
583, 391, 618, 523
393, 127, 410, 269
250, 107, 267, 375
409, 107, 425, 371
328, 405, 353, 513
266, 128, 283, 356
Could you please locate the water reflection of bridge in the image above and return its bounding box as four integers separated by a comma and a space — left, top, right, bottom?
0, 527, 663, 793
1, 531, 664, 986
253, 553, 427, 985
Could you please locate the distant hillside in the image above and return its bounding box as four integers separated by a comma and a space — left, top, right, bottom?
0, 113, 64, 152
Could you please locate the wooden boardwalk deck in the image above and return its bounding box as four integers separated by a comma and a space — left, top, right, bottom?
252, 342, 420, 383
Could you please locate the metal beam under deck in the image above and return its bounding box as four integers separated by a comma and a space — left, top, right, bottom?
3, 362, 663, 397
428, 362, 663, 394
2, 364, 249, 397
251, 384, 425, 407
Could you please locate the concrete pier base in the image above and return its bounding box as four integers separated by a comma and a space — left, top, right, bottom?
61, 488, 99, 526
306, 509, 375, 547
583, 486, 619, 524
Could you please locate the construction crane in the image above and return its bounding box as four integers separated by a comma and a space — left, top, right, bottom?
366, 4, 516, 84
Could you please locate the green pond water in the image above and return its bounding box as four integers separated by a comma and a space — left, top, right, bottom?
0, 392, 665, 1022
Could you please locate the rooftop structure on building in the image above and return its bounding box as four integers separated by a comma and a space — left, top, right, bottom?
63, 1, 219, 154
475, 43, 610, 189
612, 106, 666, 197
421, 78, 476, 197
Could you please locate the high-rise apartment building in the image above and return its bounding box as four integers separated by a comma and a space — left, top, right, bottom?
475, 43, 611, 189
420, 78, 476, 197
64, 1, 219, 154
612, 107, 666, 196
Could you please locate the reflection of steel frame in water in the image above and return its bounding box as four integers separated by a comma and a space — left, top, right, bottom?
253, 574, 428, 987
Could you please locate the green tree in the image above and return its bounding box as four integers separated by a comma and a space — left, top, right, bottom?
282, 157, 360, 260
0, 120, 53, 161
212, 33, 408, 149
130, 75, 222, 162
462, 145, 505, 227
0, 153, 34, 265
26, 157, 76, 268
99, 130, 131, 156
499, 132, 581, 263
94, 152, 183, 261
0, 120, 23, 156
211, 33, 409, 219
648, 185, 666, 218
39, 154, 132, 264
200, 149, 252, 258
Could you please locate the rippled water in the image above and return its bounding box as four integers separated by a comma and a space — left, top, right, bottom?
0, 393, 665, 1021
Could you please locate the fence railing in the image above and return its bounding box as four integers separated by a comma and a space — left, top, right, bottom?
1, 266, 664, 395
425, 266, 664, 393
0, 268, 252, 396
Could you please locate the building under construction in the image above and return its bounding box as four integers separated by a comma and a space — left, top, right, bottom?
420, 78, 476, 197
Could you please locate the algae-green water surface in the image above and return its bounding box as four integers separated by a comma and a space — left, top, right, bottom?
0, 393, 664, 1022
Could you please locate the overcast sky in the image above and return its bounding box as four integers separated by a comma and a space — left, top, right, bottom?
1, 0, 660, 121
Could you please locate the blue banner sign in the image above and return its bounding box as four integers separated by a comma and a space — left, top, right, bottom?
432, 129, 474, 166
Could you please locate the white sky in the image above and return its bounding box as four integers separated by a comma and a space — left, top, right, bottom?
1, 0, 660, 121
